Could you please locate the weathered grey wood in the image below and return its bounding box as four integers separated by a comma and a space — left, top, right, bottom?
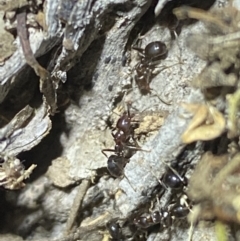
0, 0, 231, 240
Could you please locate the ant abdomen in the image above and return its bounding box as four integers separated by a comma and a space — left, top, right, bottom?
144, 41, 168, 60
171, 204, 189, 219
106, 219, 123, 240
107, 155, 128, 177
162, 169, 184, 189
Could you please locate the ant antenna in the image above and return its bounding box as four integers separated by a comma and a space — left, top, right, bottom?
111, 89, 133, 116
123, 81, 172, 106
147, 165, 168, 190
122, 172, 136, 192
150, 88, 172, 105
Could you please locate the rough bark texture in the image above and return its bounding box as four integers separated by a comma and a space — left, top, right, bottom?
0, 0, 237, 241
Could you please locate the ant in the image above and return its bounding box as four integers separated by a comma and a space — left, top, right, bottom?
102, 103, 143, 178
106, 219, 124, 241
134, 159, 190, 229
102, 103, 137, 157
161, 160, 188, 191
132, 40, 168, 94
150, 159, 188, 195
133, 197, 190, 229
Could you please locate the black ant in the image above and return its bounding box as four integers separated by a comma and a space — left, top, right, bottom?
102, 103, 137, 157
133, 159, 190, 229
160, 160, 188, 191
132, 40, 168, 94
102, 103, 143, 178
149, 159, 188, 195
133, 198, 190, 229
106, 219, 124, 241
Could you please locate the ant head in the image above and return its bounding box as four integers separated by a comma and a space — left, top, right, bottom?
116, 114, 132, 134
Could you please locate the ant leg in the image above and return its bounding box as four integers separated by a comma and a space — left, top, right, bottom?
101, 149, 116, 158
137, 26, 162, 41
131, 36, 144, 54
181, 195, 192, 212
123, 143, 150, 153
111, 127, 117, 138
112, 90, 133, 117
187, 221, 195, 241
150, 89, 172, 105
131, 136, 140, 149
154, 62, 182, 72
107, 155, 136, 192
126, 101, 132, 118
132, 45, 144, 54
145, 164, 168, 192
152, 195, 163, 229
122, 172, 136, 192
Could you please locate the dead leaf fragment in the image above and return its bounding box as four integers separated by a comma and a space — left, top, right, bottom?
17, 12, 57, 114
0, 103, 52, 156
46, 157, 74, 188
0, 153, 36, 190
181, 103, 226, 144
